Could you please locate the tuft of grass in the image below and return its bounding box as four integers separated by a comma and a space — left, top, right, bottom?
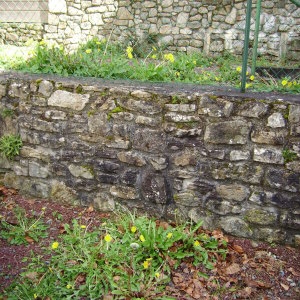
0, 206, 48, 245
3, 209, 227, 299
0, 134, 23, 160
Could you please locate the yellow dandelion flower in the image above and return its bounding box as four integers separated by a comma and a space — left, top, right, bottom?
85, 49, 92, 54
245, 83, 252, 89
152, 46, 157, 51
66, 284, 72, 289
126, 46, 133, 59
96, 41, 101, 45
140, 235, 146, 242
42, 207, 46, 211
193, 60, 197, 65
236, 66, 242, 72
164, 53, 175, 63
104, 234, 112, 242
194, 240, 200, 247
281, 79, 288, 86
215, 77, 220, 81
143, 260, 150, 269
146, 257, 153, 261
250, 75, 255, 81
167, 232, 173, 239
175, 71, 180, 77
155, 272, 160, 278
39, 40, 46, 46
151, 54, 157, 59
80, 225, 86, 229
51, 241, 59, 249
131, 226, 137, 233
34, 294, 38, 299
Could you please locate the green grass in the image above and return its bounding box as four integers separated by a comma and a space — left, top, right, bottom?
0, 37, 299, 93
2, 208, 227, 299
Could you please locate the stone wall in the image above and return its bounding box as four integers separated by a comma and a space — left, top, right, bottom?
0, 23, 44, 46
0, 72, 299, 245
43, 0, 299, 60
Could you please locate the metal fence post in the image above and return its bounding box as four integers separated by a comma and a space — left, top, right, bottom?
241, 0, 253, 93
251, 0, 262, 75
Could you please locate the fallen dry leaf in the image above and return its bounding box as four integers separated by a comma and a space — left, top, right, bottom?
232, 244, 244, 254
24, 271, 39, 281
225, 263, 240, 275
25, 235, 35, 243
280, 283, 289, 291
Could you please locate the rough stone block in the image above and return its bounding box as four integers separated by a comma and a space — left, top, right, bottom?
119, 98, 162, 115
216, 184, 250, 202
237, 102, 269, 118
133, 129, 166, 153
48, 90, 90, 111
198, 95, 233, 117
219, 217, 253, 238
266, 168, 299, 193
117, 151, 146, 167
245, 208, 277, 225
230, 150, 250, 161
253, 146, 284, 164
29, 161, 50, 178
165, 112, 199, 123
68, 164, 94, 179
204, 120, 251, 144
251, 129, 288, 145
267, 112, 286, 128
110, 185, 137, 200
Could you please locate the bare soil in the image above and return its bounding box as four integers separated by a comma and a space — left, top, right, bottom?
0, 185, 299, 299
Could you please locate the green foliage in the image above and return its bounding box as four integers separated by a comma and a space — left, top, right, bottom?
107, 106, 124, 120
0, 134, 22, 160
282, 148, 298, 163
4, 210, 227, 299
0, 108, 14, 118
0, 206, 49, 245
2, 38, 299, 94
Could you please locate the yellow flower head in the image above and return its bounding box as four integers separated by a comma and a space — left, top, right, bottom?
167, 232, 173, 239
250, 75, 255, 81
194, 240, 200, 247
236, 66, 242, 72
215, 77, 220, 81
139, 234, 146, 242
155, 272, 160, 278
151, 54, 157, 59
39, 40, 46, 46
66, 284, 72, 289
34, 294, 38, 299
143, 260, 150, 269
126, 46, 133, 59
245, 83, 252, 89
51, 241, 59, 249
193, 60, 197, 65
164, 53, 175, 63
281, 79, 288, 86
85, 49, 92, 54
80, 225, 86, 229
152, 46, 157, 51
104, 234, 112, 242
131, 226, 137, 233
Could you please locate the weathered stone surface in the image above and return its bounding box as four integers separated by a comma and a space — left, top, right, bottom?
219, 217, 253, 238
119, 98, 162, 115
29, 161, 50, 178
117, 151, 146, 166
173, 192, 196, 207
253, 147, 284, 164
245, 208, 277, 225
20, 146, 54, 162
289, 105, 300, 123
93, 193, 115, 211
267, 112, 286, 128
216, 184, 250, 202
48, 90, 90, 111
38, 80, 54, 97
149, 156, 168, 170
204, 120, 251, 144
266, 169, 300, 192
141, 172, 168, 204
110, 185, 137, 200
237, 102, 269, 118
165, 112, 199, 123
50, 180, 79, 205
68, 164, 94, 179
251, 129, 288, 145
198, 96, 233, 117
165, 104, 196, 113
230, 150, 250, 161
133, 129, 166, 153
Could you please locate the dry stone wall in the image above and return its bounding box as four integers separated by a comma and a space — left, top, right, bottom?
0, 72, 300, 245
43, 0, 299, 60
